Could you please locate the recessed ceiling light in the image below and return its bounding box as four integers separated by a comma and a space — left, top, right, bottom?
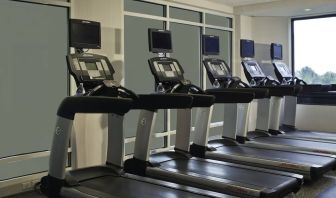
304, 8, 312, 11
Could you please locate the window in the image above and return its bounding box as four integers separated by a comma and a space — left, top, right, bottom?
292, 15, 336, 84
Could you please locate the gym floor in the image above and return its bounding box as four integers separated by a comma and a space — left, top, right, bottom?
5, 171, 336, 198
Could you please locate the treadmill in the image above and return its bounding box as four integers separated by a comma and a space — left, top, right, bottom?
190, 34, 336, 180
271, 42, 336, 143
124, 28, 303, 198
240, 39, 336, 156
39, 19, 232, 198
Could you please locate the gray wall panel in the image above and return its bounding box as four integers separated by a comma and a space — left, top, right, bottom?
0, 0, 68, 180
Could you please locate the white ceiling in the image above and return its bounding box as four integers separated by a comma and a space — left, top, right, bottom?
234, 0, 336, 17
206, 0, 281, 7
207, 0, 336, 17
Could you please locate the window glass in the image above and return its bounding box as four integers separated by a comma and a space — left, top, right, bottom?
170, 7, 201, 23
293, 16, 336, 84
124, 0, 165, 17
0, 0, 68, 180
206, 13, 232, 28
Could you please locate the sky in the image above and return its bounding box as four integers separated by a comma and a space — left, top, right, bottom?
294, 16, 336, 75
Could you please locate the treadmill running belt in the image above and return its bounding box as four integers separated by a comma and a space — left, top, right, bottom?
254, 136, 336, 152
285, 131, 336, 141
81, 175, 210, 198
213, 145, 335, 166
159, 159, 297, 188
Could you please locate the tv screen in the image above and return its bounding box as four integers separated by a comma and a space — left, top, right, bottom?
203, 35, 220, 55
271, 43, 283, 60
240, 39, 255, 58
148, 29, 172, 53
70, 19, 101, 49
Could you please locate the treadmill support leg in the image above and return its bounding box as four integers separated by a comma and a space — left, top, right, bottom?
133, 110, 157, 162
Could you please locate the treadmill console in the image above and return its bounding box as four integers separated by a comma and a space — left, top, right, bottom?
242, 60, 266, 83
148, 57, 184, 84
203, 58, 231, 84
273, 62, 293, 83
67, 53, 115, 89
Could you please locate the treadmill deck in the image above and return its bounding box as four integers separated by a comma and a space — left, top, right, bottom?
208, 139, 335, 167
253, 136, 336, 154
67, 166, 231, 198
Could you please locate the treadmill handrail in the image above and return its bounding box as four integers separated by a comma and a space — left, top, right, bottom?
57, 96, 133, 119
256, 86, 298, 97
133, 94, 195, 110
206, 89, 255, 103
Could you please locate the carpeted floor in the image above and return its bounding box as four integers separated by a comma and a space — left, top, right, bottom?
6, 172, 336, 198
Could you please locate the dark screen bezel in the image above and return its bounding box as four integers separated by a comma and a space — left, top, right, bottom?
271, 43, 283, 60
202, 35, 220, 56
240, 39, 255, 58
69, 19, 101, 49
148, 28, 173, 53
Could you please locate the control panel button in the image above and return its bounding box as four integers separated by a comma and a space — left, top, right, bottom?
173, 62, 181, 74
165, 71, 175, 77
158, 64, 165, 72
88, 71, 103, 79
96, 62, 103, 70
154, 62, 160, 72
170, 64, 176, 71
101, 59, 111, 75
79, 62, 87, 70
73, 58, 81, 70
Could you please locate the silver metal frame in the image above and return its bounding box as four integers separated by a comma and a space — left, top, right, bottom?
107, 114, 125, 167
222, 104, 238, 139
283, 96, 298, 127
12, 0, 70, 7
235, 103, 251, 138
133, 110, 158, 161
193, 107, 213, 146
256, 98, 272, 132
175, 109, 192, 151
269, 97, 283, 131
49, 116, 73, 179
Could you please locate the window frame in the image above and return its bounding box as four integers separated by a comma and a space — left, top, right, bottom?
291, 14, 336, 105
291, 13, 336, 76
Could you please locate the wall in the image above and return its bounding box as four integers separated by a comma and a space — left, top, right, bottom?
70, 0, 124, 168
252, 16, 290, 65
233, 15, 252, 78
170, 0, 233, 14
296, 105, 336, 132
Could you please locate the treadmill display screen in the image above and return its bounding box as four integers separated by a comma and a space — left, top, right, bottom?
70, 19, 101, 49
163, 64, 172, 71
203, 35, 220, 55
271, 43, 283, 60
86, 62, 98, 70
149, 29, 173, 53
251, 65, 258, 72
241, 39, 255, 58
215, 64, 222, 71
